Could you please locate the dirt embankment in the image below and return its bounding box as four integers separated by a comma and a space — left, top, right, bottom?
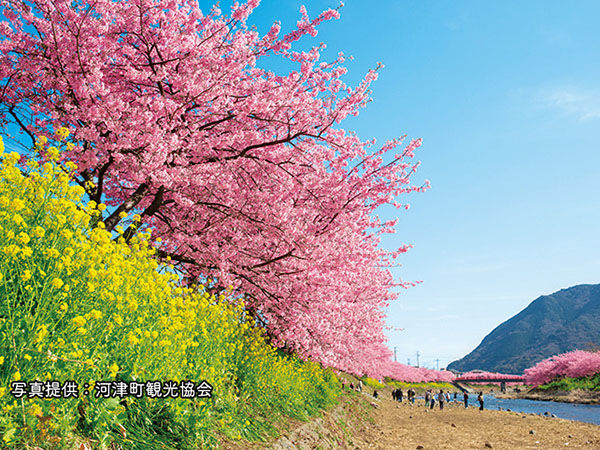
251, 392, 600, 449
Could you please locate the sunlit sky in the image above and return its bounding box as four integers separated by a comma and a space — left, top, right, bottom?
244, 0, 600, 370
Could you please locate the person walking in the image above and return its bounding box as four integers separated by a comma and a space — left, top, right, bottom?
398, 388, 403, 402
463, 391, 469, 408
438, 390, 445, 410
478, 392, 484, 411
424, 390, 431, 408
430, 391, 435, 410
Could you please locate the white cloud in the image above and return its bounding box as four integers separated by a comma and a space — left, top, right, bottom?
538, 87, 600, 120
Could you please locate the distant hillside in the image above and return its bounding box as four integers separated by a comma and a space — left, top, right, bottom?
448, 284, 600, 374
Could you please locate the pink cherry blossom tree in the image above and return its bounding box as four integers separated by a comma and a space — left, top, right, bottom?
0, 0, 427, 373
387, 362, 456, 383
456, 371, 524, 382
524, 350, 600, 386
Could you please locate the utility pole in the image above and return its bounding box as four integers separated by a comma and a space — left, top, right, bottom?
416, 351, 420, 368
435, 358, 440, 371
407, 358, 411, 366
394, 346, 398, 362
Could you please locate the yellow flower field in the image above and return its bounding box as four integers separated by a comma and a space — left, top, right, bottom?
0, 134, 339, 449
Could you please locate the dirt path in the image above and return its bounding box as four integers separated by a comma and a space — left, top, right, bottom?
350, 395, 600, 450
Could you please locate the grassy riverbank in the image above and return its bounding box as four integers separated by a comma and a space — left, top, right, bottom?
496, 374, 600, 405
538, 373, 600, 392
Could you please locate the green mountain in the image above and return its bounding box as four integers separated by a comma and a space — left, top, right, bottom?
448, 284, 600, 374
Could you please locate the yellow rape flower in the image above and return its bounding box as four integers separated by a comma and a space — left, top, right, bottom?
60, 229, 73, 240
56, 127, 70, 139
30, 404, 42, 417
47, 146, 59, 161
35, 325, 48, 343
72, 316, 86, 327
51, 278, 64, 289
109, 363, 119, 378
21, 270, 32, 282
11, 198, 25, 211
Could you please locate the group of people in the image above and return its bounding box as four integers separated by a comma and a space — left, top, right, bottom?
391, 388, 485, 411
423, 389, 453, 409
341, 379, 363, 393
343, 380, 486, 412
391, 388, 417, 404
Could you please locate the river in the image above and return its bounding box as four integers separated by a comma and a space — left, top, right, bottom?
472, 394, 600, 425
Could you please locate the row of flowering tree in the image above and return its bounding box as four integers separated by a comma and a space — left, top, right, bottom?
456, 371, 525, 382
388, 362, 456, 383
0, 0, 427, 375
523, 350, 600, 387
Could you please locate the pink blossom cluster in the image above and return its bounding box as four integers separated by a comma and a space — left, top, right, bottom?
523, 350, 600, 386
456, 371, 524, 382
385, 362, 456, 383
0, 0, 427, 375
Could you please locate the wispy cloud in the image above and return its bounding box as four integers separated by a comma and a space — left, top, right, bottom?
538, 87, 600, 120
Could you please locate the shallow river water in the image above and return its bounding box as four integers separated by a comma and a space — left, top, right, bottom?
473, 395, 600, 425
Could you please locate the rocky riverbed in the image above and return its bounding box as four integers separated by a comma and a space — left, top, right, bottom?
227, 392, 600, 449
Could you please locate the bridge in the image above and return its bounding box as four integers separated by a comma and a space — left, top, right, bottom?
452, 377, 525, 393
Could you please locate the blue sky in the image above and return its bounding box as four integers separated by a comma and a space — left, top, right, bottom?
243, 0, 600, 370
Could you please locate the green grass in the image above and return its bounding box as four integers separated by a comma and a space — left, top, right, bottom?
538, 373, 600, 392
